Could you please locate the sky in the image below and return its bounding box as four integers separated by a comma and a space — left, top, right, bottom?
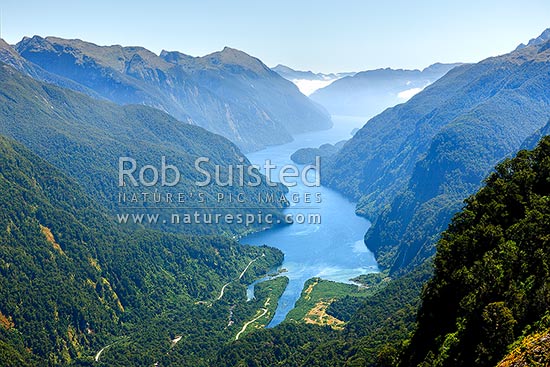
2, 0, 550, 73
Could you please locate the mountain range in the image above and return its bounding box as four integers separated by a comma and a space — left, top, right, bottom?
222, 27, 550, 367
0, 61, 287, 236
515, 27, 550, 49
0, 38, 101, 97
324, 31, 550, 273
3, 36, 332, 152
2, 26, 550, 367
271, 64, 355, 96
215, 136, 550, 367
309, 63, 461, 118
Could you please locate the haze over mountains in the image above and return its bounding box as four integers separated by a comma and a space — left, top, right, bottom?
211, 29, 550, 367
0, 61, 287, 235
324, 30, 550, 273
309, 63, 462, 118
1, 24, 550, 367
271, 64, 355, 96
4, 36, 332, 152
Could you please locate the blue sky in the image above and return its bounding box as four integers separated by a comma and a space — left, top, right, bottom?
2, 0, 550, 72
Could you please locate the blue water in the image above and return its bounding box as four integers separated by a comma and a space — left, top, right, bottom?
240, 116, 379, 327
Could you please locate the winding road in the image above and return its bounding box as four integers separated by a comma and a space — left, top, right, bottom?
217, 282, 231, 300
94, 337, 128, 363
217, 254, 265, 301
95, 254, 267, 361
95, 346, 108, 363
239, 254, 265, 280
235, 297, 270, 341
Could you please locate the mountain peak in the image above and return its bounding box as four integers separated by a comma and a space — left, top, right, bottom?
0, 38, 17, 55
516, 28, 550, 50
0, 38, 32, 71
273, 64, 292, 71
159, 50, 196, 66
493, 31, 550, 64
221, 46, 238, 53
17, 36, 173, 72
204, 46, 272, 75
160, 46, 272, 75
217, 46, 256, 60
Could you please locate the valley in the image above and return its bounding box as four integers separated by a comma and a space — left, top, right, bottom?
240, 115, 379, 326
0, 8, 549, 366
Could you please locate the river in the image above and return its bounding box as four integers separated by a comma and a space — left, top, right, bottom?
240, 116, 379, 327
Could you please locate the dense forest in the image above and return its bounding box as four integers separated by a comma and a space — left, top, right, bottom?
0, 62, 287, 236
0, 134, 285, 366
401, 136, 550, 366
324, 38, 550, 274
212, 137, 550, 367
2, 27, 550, 367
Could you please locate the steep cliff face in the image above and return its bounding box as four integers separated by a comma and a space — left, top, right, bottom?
401, 137, 550, 366
497, 328, 550, 367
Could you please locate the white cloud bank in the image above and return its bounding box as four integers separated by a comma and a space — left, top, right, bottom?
397, 87, 424, 101
292, 78, 338, 96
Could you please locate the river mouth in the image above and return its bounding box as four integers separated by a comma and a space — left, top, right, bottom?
240, 116, 379, 327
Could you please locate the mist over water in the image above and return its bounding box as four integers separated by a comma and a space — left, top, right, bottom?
241, 116, 379, 327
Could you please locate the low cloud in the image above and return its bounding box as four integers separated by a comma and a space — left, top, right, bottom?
292, 78, 338, 96
397, 87, 424, 101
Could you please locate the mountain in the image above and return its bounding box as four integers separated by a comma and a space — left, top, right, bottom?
0, 38, 101, 97
522, 118, 550, 150
324, 37, 550, 273
272, 64, 343, 81
0, 62, 287, 235
272, 64, 354, 96
290, 141, 346, 165
14, 36, 332, 151
211, 137, 550, 367
160, 47, 332, 140
515, 27, 550, 49
0, 133, 284, 366
310, 63, 461, 118
402, 137, 550, 367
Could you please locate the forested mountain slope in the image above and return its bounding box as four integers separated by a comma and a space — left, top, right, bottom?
0, 62, 286, 235
402, 136, 550, 366
325, 34, 550, 273
211, 136, 550, 367
0, 134, 283, 366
